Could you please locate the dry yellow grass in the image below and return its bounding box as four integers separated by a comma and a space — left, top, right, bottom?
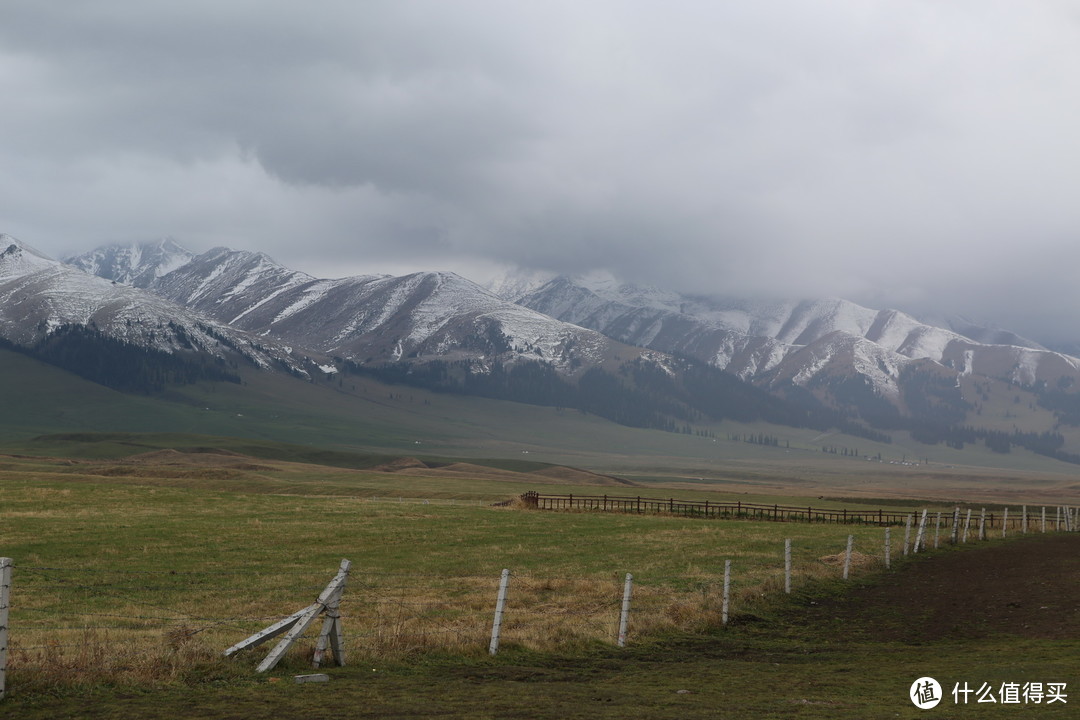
0, 454, 986, 694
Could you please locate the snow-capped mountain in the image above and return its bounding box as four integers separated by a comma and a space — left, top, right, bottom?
53, 237, 1080, 454
66, 238, 195, 288
508, 272, 1080, 409
0, 235, 304, 373
915, 313, 1046, 352
148, 247, 640, 372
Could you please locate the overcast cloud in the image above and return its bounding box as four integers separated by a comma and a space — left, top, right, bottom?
3, 1, 1080, 344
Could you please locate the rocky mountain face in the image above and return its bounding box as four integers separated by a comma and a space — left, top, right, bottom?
0, 235, 306, 376
65, 238, 194, 289
145, 247, 644, 373
506, 272, 1080, 415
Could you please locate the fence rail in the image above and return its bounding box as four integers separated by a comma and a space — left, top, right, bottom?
521, 492, 1045, 529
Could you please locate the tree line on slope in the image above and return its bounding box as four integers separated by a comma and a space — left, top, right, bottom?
1, 324, 240, 393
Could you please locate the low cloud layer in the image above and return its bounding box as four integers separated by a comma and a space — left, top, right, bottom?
3, 1, 1080, 343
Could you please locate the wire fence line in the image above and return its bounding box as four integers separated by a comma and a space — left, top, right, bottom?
2, 504, 1076, 696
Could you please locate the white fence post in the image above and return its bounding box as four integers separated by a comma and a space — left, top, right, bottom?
934, 512, 942, 549
784, 539, 792, 594
617, 573, 633, 647
950, 507, 960, 544
962, 509, 972, 544
903, 515, 913, 556
1002, 508, 1009, 539
0, 558, 10, 703
721, 559, 731, 626
489, 569, 511, 656
979, 508, 986, 541
842, 535, 854, 580
885, 527, 891, 569
914, 510, 928, 553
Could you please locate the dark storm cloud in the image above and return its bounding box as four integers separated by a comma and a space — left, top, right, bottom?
3, 1, 1080, 343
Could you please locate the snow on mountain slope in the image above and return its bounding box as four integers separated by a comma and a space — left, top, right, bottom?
152, 247, 323, 321
483, 267, 556, 303
62, 240, 1080, 430
66, 238, 195, 288
513, 272, 1080, 401
151, 248, 635, 372
0, 235, 304, 372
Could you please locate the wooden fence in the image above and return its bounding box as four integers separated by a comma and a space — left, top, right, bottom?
519, 492, 1064, 530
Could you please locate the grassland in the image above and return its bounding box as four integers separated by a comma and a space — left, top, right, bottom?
7, 345, 1080, 500
2, 445, 1076, 718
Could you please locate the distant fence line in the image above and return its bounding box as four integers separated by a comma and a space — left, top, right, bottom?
520, 492, 1075, 530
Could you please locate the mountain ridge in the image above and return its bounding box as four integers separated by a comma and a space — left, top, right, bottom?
1, 234, 308, 378
146, 246, 645, 375
512, 272, 1080, 399
14, 234, 1080, 462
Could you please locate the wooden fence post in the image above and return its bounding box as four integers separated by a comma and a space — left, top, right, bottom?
1041, 507, 1046, 533
1002, 508, 1009, 539
617, 573, 633, 647
722, 560, 731, 626
0, 558, 11, 702
842, 535, 854, 580
979, 508, 986, 541
903, 515, 912, 556
1022, 505, 1028, 534
311, 588, 346, 669
962, 509, 972, 544
950, 507, 960, 544
784, 539, 792, 594
934, 512, 942, 549
885, 527, 891, 569
224, 559, 351, 673
489, 569, 511, 656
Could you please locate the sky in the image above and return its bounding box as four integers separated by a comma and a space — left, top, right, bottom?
3, 1, 1080, 345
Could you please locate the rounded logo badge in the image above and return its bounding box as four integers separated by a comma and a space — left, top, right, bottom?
910, 677, 943, 709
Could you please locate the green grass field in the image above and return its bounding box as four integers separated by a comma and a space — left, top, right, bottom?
7, 346, 1080, 494
2, 446, 1076, 718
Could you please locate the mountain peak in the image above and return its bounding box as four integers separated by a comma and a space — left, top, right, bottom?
0, 235, 58, 278
66, 238, 195, 288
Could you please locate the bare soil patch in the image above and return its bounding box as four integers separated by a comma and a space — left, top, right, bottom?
801, 533, 1080, 641
118, 448, 277, 471
528, 466, 635, 486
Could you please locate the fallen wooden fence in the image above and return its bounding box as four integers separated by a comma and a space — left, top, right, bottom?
519, 492, 1040, 529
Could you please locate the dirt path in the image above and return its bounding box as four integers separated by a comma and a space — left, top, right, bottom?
801, 532, 1080, 641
